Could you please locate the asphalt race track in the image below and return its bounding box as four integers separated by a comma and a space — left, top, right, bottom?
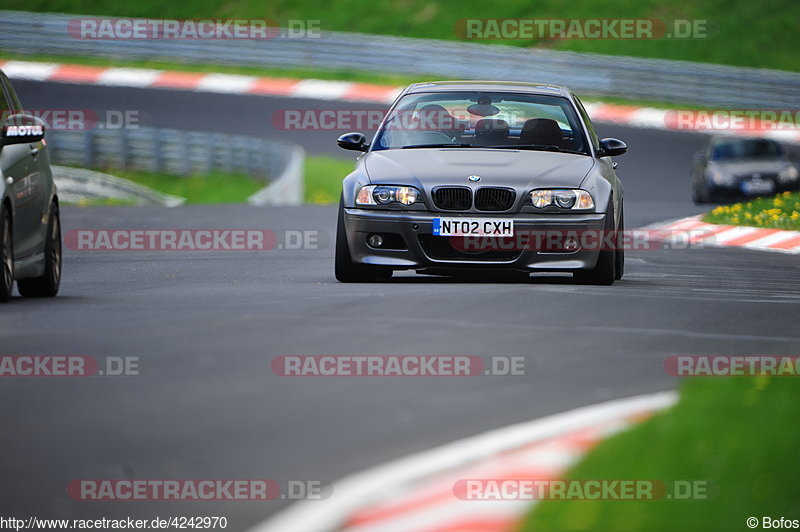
2, 81, 799, 529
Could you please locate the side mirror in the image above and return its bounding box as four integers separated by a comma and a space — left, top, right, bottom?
337, 132, 368, 152
598, 138, 627, 157
1, 114, 46, 145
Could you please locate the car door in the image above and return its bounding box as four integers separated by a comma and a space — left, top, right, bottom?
0, 74, 46, 259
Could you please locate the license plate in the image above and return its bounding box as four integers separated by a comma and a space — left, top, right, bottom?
740, 178, 775, 195
432, 218, 514, 237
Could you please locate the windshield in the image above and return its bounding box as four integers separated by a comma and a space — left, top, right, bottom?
372, 91, 590, 154
710, 138, 784, 161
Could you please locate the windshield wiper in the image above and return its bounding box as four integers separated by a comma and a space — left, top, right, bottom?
484, 145, 589, 155
401, 143, 473, 149
485, 145, 561, 151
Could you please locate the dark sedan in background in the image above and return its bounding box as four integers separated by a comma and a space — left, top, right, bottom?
334, 81, 628, 285
691, 136, 799, 203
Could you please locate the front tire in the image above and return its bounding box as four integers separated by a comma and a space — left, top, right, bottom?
574, 203, 616, 286
615, 203, 625, 281
18, 202, 61, 298
335, 197, 391, 283
691, 183, 706, 204
0, 207, 13, 302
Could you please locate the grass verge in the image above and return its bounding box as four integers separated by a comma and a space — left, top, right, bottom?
109, 169, 264, 204
521, 376, 800, 532
63, 197, 137, 207
703, 191, 800, 230
304, 155, 353, 204
4, 0, 799, 71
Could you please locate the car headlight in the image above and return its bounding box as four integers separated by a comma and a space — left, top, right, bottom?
706, 166, 733, 186
356, 185, 421, 206
779, 165, 799, 183
530, 189, 594, 210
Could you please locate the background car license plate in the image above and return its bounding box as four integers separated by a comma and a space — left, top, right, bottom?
741, 178, 775, 195
432, 218, 514, 237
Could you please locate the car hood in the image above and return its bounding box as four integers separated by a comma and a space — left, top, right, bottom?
711, 159, 789, 176
363, 149, 594, 190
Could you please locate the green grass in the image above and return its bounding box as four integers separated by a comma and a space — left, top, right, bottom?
6, 0, 800, 71
113, 169, 264, 203
62, 197, 137, 206
704, 191, 800, 230
521, 377, 800, 532
304, 155, 354, 203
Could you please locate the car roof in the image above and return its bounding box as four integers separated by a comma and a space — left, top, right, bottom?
405, 80, 571, 97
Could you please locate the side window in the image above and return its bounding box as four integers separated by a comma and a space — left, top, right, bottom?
0, 78, 10, 115
1, 75, 23, 113
573, 96, 600, 151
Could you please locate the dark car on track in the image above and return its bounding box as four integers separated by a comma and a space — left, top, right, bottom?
334, 81, 628, 285
691, 136, 799, 204
0, 69, 61, 302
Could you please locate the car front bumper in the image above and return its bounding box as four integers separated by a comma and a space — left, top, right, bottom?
343, 208, 609, 272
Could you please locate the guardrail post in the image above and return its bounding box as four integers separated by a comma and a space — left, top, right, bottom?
153, 129, 162, 174
119, 129, 128, 170
83, 129, 94, 168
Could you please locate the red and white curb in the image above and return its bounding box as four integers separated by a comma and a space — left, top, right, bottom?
0, 60, 403, 104
646, 215, 800, 254
579, 103, 800, 145
3, 58, 800, 144
250, 391, 677, 532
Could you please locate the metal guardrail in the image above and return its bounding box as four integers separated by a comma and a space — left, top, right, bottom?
1, 10, 799, 107
46, 127, 291, 178
51, 165, 186, 206
46, 128, 305, 205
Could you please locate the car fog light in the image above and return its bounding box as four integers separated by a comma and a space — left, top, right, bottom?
368, 234, 384, 248
563, 238, 579, 251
